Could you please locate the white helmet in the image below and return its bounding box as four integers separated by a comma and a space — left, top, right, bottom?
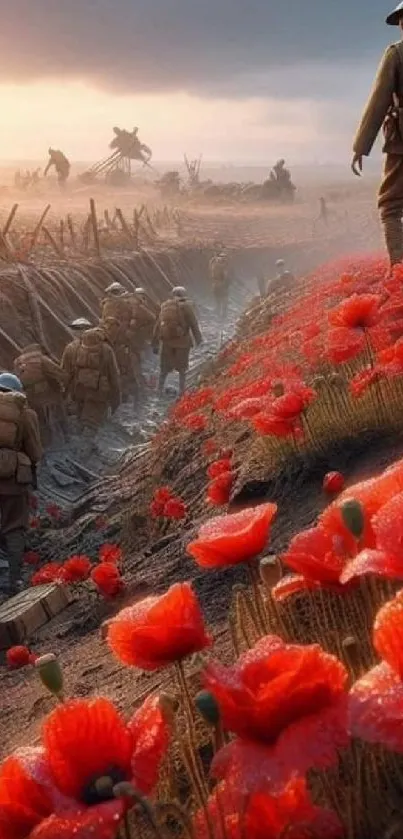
105, 282, 125, 296
172, 286, 187, 299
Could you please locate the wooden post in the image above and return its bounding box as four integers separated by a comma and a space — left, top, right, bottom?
104, 209, 111, 228
133, 210, 139, 249
28, 204, 51, 254
59, 219, 65, 250
67, 214, 76, 249
115, 208, 132, 242
43, 226, 64, 259
2, 203, 18, 237
89, 198, 101, 258
82, 216, 91, 253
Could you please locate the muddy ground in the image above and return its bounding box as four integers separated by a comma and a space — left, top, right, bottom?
0, 187, 387, 758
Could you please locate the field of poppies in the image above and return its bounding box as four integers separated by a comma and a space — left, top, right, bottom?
4, 250, 403, 838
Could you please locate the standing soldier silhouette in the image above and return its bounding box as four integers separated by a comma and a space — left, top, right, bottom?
352, 3, 403, 267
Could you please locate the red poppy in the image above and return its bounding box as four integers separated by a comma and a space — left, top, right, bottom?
0, 756, 54, 839
252, 413, 296, 438
99, 544, 122, 565
207, 472, 234, 506
45, 504, 62, 521
91, 563, 123, 598
6, 646, 32, 670
30, 518, 40, 530
271, 392, 305, 421
163, 498, 187, 519
24, 551, 41, 567
272, 575, 321, 602
107, 582, 211, 670
329, 293, 382, 329
349, 368, 380, 398
207, 458, 232, 480
183, 413, 207, 432
320, 457, 403, 552
94, 516, 107, 531
194, 778, 343, 839
31, 564, 66, 587
323, 472, 345, 495
349, 661, 403, 752
280, 524, 349, 589
373, 590, 403, 678
188, 503, 277, 569
205, 636, 348, 793
325, 327, 365, 364
153, 486, 172, 505
0, 695, 170, 839
62, 556, 92, 584
150, 500, 164, 518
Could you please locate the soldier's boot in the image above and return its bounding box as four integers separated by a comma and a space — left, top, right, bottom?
179, 372, 186, 396
382, 214, 403, 266
5, 529, 25, 594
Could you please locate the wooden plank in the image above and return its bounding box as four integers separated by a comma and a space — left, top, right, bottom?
0, 584, 72, 650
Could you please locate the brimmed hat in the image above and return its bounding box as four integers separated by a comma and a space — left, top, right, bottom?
386, 2, 403, 25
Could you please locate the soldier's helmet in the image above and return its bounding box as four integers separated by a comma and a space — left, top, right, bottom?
276, 259, 285, 269
135, 287, 146, 296
70, 318, 92, 330
105, 282, 125, 296
386, 2, 403, 24
172, 286, 187, 299
0, 373, 23, 393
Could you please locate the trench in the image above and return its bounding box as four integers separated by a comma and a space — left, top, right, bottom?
0, 228, 363, 592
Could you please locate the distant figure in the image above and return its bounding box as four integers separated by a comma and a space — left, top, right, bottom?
267, 259, 296, 296
352, 3, 403, 266
209, 251, 231, 320
319, 197, 328, 225
44, 148, 70, 189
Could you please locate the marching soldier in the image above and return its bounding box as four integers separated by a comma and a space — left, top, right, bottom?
267, 259, 296, 296
352, 3, 403, 266
152, 286, 202, 397
13, 344, 67, 445
0, 373, 42, 595
61, 325, 121, 443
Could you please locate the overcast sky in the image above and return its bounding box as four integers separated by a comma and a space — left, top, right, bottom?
0, 1, 397, 162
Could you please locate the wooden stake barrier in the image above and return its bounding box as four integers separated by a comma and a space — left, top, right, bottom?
89, 198, 101, 258
28, 204, 51, 255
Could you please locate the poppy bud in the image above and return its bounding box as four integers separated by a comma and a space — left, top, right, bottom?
195, 690, 220, 725
259, 555, 279, 589
35, 653, 64, 698
341, 499, 364, 540
329, 372, 345, 389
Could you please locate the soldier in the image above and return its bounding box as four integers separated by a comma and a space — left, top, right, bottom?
267, 260, 296, 296
101, 283, 132, 326
0, 373, 42, 595
152, 286, 202, 396
101, 316, 134, 403
127, 287, 157, 390
13, 344, 67, 445
209, 251, 231, 320
352, 4, 403, 266
44, 148, 70, 188
61, 326, 121, 443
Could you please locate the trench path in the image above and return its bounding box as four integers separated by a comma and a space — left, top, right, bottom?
0, 282, 251, 591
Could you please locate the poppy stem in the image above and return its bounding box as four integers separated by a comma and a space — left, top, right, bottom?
175, 662, 210, 800
247, 561, 268, 635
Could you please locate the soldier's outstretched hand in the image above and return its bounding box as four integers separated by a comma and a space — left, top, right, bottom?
351, 154, 363, 177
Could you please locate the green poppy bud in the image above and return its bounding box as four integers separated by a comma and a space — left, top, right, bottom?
35, 653, 64, 698
195, 690, 220, 725
259, 555, 279, 589
341, 499, 365, 540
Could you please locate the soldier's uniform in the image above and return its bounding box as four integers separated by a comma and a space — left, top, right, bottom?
128, 294, 157, 387
102, 317, 135, 402
61, 327, 121, 433
209, 254, 231, 320
13, 344, 67, 445
152, 290, 202, 396
0, 377, 42, 593
353, 7, 403, 264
